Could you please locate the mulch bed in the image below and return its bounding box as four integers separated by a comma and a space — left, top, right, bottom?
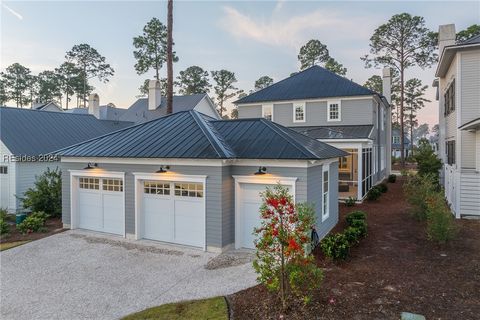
0, 217, 65, 243
229, 177, 480, 319
392, 163, 417, 171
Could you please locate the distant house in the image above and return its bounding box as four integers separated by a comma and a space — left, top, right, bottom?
0, 107, 133, 212
235, 66, 392, 201
65, 103, 127, 121
391, 128, 411, 159
434, 24, 480, 218
32, 101, 63, 112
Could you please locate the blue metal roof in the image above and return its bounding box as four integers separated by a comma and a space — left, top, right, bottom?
0, 107, 134, 156
56, 110, 347, 160
235, 65, 376, 104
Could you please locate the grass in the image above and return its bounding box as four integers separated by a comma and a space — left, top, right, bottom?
121, 297, 228, 320
0, 240, 30, 251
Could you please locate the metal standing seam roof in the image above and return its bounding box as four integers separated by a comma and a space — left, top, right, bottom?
56, 110, 347, 160
235, 65, 377, 104
0, 107, 134, 156
290, 125, 374, 140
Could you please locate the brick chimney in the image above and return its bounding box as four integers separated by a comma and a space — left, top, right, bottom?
382, 67, 391, 104
438, 24, 456, 55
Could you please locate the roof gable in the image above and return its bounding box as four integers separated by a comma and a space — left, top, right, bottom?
235, 66, 376, 104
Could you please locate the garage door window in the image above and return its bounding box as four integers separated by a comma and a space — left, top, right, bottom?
103, 178, 123, 192
144, 181, 170, 195
174, 183, 203, 198
79, 177, 99, 190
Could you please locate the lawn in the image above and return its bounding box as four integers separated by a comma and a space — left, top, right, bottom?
0, 240, 30, 251
121, 297, 228, 320
229, 177, 480, 319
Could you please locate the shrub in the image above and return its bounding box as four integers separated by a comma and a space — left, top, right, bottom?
387, 174, 397, 183
320, 233, 350, 260
344, 196, 357, 207
415, 139, 442, 183
403, 174, 437, 220
349, 219, 367, 238
0, 218, 9, 236
0, 208, 7, 220
344, 226, 362, 244
366, 187, 381, 201
426, 193, 456, 243
17, 211, 48, 234
346, 211, 367, 225
20, 168, 62, 217
253, 185, 323, 310
377, 183, 388, 193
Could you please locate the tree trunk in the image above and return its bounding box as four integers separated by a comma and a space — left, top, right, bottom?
399, 67, 405, 167
410, 111, 414, 158
66, 91, 69, 110
166, 0, 174, 114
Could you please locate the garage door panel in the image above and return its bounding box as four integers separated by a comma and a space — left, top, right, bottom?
174, 199, 203, 247
78, 192, 103, 232
102, 194, 124, 235
143, 196, 174, 242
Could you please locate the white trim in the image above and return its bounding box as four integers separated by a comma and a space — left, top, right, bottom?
62, 157, 225, 166
69, 170, 126, 238
133, 172, 207, 251
327, 100, 341, 122
233, 175, 297, 250
197, 94, 221, 120
230, 159, 326, 168
318, 138, 372, 143
262, 104, 273, 121
236, 95, 375, 107
292, 102, 306, 123
321, 164, 330, 222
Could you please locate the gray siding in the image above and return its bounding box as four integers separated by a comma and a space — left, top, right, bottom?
460, 51, 480, 125
16, 161, 61, 209
221, 166, 234, 246
237, 104, 262, 118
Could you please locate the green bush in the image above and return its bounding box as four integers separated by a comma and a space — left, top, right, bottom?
426, 193, 456, 243
387, 174, 397, 183
0, 208, 7, 220
17, 211, 48, 234
349, 219, 367, 238
377, 183, 388, 193
320, 233, 350, 260
366, 187, 381, 201
403, 174, 437, 220
0, 218, 9, 236
344, 226, 362, 245
415, 139, 442, 183
344, 196, 357, 207
346, 211, 367, 225
20, 168, 62, 217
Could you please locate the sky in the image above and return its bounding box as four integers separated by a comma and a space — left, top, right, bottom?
1, 0, 479, 128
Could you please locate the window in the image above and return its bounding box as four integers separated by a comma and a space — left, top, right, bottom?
174, 183, 204, 198
102, 178, 123, 192
0, 166, 7, 174
393, 136, 400, 144
444, 79, 456, 116
144, 181, 170, 195
293, 104, 305, 122
322, 166, 329, 221
339, 156, 349, 169
79, 177, 99, 190
381, 107, 385, 131
446, 140, 456, 165
327, 101, 341, 121
262, 104, 273, 121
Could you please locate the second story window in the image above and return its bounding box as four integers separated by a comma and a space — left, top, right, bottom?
293, 104, 305, 122
446, 140, 456, 165
392, 136, 400, 144
444, 79, 455, 116
327, 101, 341, 121
262, 104, 273, 121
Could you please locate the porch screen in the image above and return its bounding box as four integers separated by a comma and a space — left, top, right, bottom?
361, 148, 373, 198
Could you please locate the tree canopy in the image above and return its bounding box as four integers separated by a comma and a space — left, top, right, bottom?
2, 63, 32, 107
211, 69, 239, 118
254, 76, 274, 91
177, 66, 211, 94
298, 40, 329, 70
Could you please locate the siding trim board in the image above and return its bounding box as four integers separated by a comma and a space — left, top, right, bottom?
236, 95, 375, 107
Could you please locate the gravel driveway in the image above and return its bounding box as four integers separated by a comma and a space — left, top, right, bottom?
0, 230, 256, 320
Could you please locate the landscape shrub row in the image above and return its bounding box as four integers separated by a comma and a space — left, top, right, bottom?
17, 211, 49, 235
0, 208, 9, 236
366, 181, 388, 201
320, 211, 367, 260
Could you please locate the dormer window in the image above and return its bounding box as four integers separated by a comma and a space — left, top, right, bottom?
262, 104, 273, 121
327, 101, 341, 121
293, 103, 305, 122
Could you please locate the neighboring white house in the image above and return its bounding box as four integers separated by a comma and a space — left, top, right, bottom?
434, 24, 480, 218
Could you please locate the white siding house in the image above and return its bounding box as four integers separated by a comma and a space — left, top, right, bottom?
434, 24, 480, 218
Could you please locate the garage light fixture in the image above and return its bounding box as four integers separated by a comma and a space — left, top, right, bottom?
254, 166, 267, 175
84, 163, 98, 170
155, 165, 170, 173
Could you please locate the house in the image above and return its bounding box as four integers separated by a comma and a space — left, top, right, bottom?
235, 66, 392, 201
56, 110, 346, 252
434, 24, 480, 218
391, 128, 411, 159
119, 80, 220, 123
65, 103, 127, 121
0, 107, 133, 212
31, 101, 63, 112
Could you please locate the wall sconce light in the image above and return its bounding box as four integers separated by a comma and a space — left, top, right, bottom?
84, 163, 98, 170
254, 166, 267, 175
155, 165, 170, 173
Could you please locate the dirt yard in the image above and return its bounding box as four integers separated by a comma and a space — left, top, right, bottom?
229, 177, 480, 319
1, 217, 64, 244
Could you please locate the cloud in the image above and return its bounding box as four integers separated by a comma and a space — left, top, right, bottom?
2, 3, 23, 20
220, 6, 373, 49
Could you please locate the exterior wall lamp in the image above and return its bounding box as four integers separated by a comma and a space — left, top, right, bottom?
254, 166, 267, 175
84, 163, 98, 170
155, 165, 170, 173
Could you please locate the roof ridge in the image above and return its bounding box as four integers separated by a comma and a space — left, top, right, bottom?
259, 119, 313, 158
190, 111, 236, 158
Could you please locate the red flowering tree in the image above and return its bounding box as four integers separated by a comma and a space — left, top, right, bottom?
253, 185, 323, 310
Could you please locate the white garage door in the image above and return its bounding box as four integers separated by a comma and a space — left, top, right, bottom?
78, 177, 124, 235
238, 183, 292, 249
142, 180, 204, 248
